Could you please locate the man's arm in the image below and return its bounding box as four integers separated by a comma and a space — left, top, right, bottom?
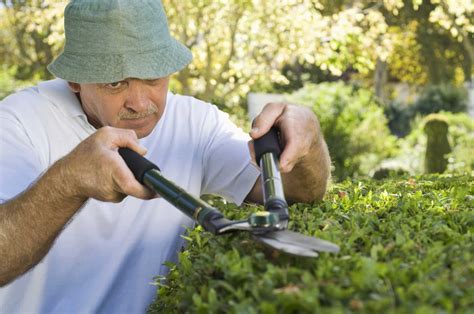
245, 103, 331, 204
0, 127, 154, 286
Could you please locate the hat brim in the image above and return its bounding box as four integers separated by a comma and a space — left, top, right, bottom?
47, 38, 192, 83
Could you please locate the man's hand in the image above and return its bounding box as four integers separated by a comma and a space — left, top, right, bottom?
0, 126, 155, 286
246, 103, 331, 204
63, 126, 157, 203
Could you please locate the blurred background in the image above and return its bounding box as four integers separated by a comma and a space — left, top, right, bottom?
1, 0, 473, 181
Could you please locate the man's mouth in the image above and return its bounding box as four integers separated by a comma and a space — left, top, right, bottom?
118, 105, 158, 120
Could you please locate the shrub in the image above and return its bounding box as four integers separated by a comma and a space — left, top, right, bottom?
397, 112, 474, 175
413, 84, 467, 115
384, 101, 415, 138
423, 114, 451, 174
287, 82, 398, 180
148, 175, 474, 313
383, 85, 467, 139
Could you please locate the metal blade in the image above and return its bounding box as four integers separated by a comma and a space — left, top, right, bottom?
253, 235, 319, 257
260, 230, 340, 253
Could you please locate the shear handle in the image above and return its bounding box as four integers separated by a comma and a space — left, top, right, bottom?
253, 128, 289, 220
118, 148, 232, 234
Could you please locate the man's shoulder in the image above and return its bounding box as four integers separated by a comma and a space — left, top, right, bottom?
167, 92, 213, 110
166, 92, 224, 121
0, 79, 82, 120
1, 85, 40, 111
0, 80, 61, 114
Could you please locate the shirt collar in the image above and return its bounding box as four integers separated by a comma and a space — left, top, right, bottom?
37, 79, 87, 118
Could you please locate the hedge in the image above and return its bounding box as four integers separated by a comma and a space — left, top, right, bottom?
148, 175, 473, 313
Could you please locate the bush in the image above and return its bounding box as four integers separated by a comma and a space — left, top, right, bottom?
384, 101, 415, 138
423, 114, 451, 174
413, 84, 467, 115
383, 85, 467, 139
397, 112, 474, 175
148, 175, 474, 313
287, 82, 398, 180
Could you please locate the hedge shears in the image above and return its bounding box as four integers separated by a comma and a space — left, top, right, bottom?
119, 128, 339, 257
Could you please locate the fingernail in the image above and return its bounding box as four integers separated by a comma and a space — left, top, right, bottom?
250, 127, 259, 134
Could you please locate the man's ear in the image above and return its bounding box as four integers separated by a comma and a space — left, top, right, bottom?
67, 82, 81, 93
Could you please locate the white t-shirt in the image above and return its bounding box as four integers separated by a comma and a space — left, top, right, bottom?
0, 79, 259, 313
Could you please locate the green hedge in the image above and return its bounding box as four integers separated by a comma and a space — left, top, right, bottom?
148, 175, 473, 313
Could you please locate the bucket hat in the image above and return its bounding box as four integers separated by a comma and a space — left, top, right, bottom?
48, 0, 192, 83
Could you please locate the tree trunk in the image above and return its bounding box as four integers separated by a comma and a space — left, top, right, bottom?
374, 58, 388, 103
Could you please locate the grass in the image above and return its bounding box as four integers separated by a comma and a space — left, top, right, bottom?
148, 174, 473, 313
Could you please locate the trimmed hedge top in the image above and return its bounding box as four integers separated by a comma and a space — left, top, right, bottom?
148, 175, 473, 313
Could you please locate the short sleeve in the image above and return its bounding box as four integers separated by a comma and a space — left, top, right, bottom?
200, 106, 260, 205
0, 116, 43, 203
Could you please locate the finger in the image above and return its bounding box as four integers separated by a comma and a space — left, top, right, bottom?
100, 127, 154, 199
278, 136, 304, 173
113, 164, 159, 200
277, 121, 312, 173
249, 103, 285, 139
108, 127, 148, 155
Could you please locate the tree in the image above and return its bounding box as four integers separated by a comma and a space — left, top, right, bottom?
165, 0, 394, 106
0, 0, 65, 81
381, 0, 473, 84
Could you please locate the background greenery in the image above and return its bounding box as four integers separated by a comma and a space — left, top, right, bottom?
1, 0, 473, 179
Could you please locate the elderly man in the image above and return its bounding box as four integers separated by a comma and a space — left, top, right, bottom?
0, 0, 330, 312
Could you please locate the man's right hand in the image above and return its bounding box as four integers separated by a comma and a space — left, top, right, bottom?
0, 126, 157, 286
62, 126, 157, 203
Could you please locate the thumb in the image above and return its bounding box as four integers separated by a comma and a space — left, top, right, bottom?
250, 103, 285, 139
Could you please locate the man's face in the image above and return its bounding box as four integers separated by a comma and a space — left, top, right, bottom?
69, 77, 169, 138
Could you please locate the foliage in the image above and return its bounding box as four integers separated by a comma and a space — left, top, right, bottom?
0, 0, 65, 80
384, 101, 415, 137
381, 0, 473, 85
386, 21, 428, 86
396, 112, 474, 175
287, 82, 398, 180
423, 114, 451, 174
413, 84, 468, 115
384, 83, 468, 138
148, 175, 474, 313
164, 0, 393, 107
1, 0, 472, 108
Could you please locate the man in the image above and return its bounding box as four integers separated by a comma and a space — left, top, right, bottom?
0, 0, 330, 312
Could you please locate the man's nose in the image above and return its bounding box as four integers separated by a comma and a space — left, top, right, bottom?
125, 84, 149, 112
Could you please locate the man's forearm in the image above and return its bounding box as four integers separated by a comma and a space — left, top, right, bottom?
0, 157, 87, 286
0, 127, 155, 286
282, 136, 331, 203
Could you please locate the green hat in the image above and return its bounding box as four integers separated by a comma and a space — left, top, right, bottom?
48, 0, 192, 83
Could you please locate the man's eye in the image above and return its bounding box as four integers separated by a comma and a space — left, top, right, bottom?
105, 82, 123, 89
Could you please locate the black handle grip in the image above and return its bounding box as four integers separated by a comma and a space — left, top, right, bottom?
118, 148, 160, 183
254, 127, 282, 165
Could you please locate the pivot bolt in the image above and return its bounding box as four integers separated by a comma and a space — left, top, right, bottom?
249, 211, 279, 227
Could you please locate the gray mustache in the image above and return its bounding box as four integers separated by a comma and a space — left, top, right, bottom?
119, 104, 158, 120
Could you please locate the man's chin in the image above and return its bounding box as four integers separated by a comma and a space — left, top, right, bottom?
118, 115, 159, 138
135, 128, 153, 139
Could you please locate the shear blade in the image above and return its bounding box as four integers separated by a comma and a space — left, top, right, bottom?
259, 230, 340, 254
254, 235, 319, 257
